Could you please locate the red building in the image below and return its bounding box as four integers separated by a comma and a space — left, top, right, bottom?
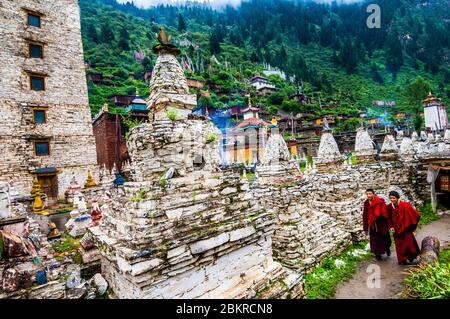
186, 77, 205, 89
93, 92, 149, 171
93, 110, 128, 171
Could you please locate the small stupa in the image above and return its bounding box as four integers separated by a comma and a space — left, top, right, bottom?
316, 127, 344, 173
32, 189, 48, 216
30, 175, 40, 198
354, 128, 376, 163
399, 137, 415, 161
380, 134, 398, 161
84, 170, 97, 188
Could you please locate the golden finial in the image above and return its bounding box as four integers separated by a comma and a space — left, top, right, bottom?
157, 27, 171, 45
136, 88, 140, 96
84, 169, 97, 188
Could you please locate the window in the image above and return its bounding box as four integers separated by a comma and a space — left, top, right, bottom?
34, 141, 50, 156
27, 13, 41, 27
30, 75, 45, 91
33, 109, 46, 124
29, 43, 43, 58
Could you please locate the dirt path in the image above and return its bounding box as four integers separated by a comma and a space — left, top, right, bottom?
333, 214, 450, 299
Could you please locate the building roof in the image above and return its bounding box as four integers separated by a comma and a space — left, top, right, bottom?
241, 106, 260, 113
36, 167, 57, 174
423, 92, 441, 105
235, 118, 270, 130
125, 93, 148, 113
251, 76, 268, 81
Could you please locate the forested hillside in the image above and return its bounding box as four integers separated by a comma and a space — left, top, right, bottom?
79, 0, 450, 132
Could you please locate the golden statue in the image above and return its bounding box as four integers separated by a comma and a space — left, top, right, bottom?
84, 170, 97, 188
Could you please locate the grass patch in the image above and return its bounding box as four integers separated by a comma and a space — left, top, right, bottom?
51, 233, 81, 254
130, 188, 146, 202
240, 171, 255, 182
54, 208, 71, 214
304, 241, 371, 299
401, 248, 450, 299
299, 161, 306, 172
417, 202, 441, 226
206, 132, 218, 144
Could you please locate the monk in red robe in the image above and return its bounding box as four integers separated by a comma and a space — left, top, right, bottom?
386, 191, 421, 265
363, 189, 391, 260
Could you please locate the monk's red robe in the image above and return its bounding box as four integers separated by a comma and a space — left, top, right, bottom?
363, 196, 391, 256
387, 200, 421, 264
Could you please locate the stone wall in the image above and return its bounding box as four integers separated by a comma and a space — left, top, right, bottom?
251, 159, 423, 273
0, 0, 98, 198
127, 118, 221, 182
92, 152, 303, 298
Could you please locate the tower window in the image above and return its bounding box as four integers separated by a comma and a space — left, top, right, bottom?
27, 13, 41, 27
30, 75, 45, 91
33, 109, 46, 124
29, 43, 43, 58
34, 141, 50, 156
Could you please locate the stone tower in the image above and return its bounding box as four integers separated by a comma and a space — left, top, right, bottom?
0, 0, 98, 202
147, 28, 196, 121
92, 30, 303, 299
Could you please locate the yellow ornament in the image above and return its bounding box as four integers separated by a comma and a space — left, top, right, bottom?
33, 189, 48, 216
30, 175, 40, 198
84, 170, 97, 188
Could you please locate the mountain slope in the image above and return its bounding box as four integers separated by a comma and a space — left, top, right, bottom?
79, 0, 450, 131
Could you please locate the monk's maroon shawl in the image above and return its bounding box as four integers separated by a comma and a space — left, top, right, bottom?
363, 196, 389, 232
388, 200, 421, 235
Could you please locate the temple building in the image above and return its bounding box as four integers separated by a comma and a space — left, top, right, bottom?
0, 0, 98, 204
250, 76, 277, 96
423, 92, 448, 131
186, 77, 205, 89
223, 104, 276, 164
124, 90, 149, 118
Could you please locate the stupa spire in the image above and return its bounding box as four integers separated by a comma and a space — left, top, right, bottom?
147, 27, 197, 121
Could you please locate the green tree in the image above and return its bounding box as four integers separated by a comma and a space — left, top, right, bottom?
386, 31, 403, 74
87, 23, 99, 43
268, 92, 286, 105
100, 23, 115, 43
209, 26, 221, 54
178, 13, 186, 32
404, 76, 432, 132
118, 28, 130, 51
404, 76, 432, 110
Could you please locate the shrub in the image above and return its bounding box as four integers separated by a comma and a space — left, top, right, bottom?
402, 250, 450, 299
417, 202, 441, 226
159, 177, 168, 187
166, 108, 178, 121
206, 132, 218, 144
